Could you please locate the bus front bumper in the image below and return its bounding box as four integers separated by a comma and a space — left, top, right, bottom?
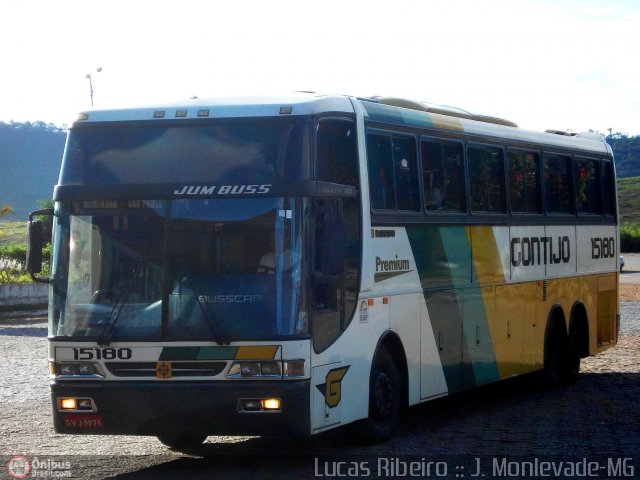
51, 379, 310, 437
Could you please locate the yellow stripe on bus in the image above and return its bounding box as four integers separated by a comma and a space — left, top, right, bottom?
234, 346, 279, 360
429, 113, 464, 132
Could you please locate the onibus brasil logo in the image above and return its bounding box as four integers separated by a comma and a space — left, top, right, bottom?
6, 456, 72, 478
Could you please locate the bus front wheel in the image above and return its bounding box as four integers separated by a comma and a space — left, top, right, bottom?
352, 348, 400, 444
157, 433, 207, 449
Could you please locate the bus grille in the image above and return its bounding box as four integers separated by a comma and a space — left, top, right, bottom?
105, 361, 226, 377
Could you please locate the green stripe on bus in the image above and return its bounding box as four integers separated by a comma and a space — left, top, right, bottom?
197, 347, 239, 360
159, 346, 239, 361
407, 225, 499, 391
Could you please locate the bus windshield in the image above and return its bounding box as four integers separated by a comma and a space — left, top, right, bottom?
49, 198, 307, 342
60, 119, 310, 185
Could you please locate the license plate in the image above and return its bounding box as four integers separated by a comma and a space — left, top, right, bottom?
63, 414, 104, 429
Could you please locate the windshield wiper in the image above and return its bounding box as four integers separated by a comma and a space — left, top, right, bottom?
179, 275, 230, 345
98, 216, 156, 346
97, 263, 141, 346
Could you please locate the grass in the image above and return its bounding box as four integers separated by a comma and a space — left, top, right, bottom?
0, 221, 33, 283
0, 220, 27, 246
617, 176, 640, 225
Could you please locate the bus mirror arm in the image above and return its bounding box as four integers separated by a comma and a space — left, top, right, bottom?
27, 208, 54, 284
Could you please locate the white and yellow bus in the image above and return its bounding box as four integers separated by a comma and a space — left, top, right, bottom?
28, 93, 619, 447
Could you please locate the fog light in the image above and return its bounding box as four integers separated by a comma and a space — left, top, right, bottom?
59, 398, 77, 410
243, 399, 262, 411
59, 364, 78, 376
77, 399, 94, 411
262, 398, 281, 410
78, 364, 95, 375
57, 397, 96, 412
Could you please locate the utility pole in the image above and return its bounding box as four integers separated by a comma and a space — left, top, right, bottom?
85, 67, 102, 106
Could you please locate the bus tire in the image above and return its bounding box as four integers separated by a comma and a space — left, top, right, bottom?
157, 433, 207, 449
565, 327, 582, 382
544, 321, 569, 387
352, 348, 400, 444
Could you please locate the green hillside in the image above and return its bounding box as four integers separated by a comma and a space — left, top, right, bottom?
0, 121, 65, 220
618, 176, 640, 225
608, 134, 640, 179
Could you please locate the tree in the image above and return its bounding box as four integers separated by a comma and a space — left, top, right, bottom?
0, 204, 14, 218
0, 204, 15, 238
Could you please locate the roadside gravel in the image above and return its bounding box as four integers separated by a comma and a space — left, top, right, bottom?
0, 299, 638, 479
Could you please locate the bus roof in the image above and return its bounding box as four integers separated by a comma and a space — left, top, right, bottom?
73, 92, 611, 157
74, 92, 355, 123
360, 97, 611, 157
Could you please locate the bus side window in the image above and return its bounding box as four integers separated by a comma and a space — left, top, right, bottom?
367, 132, 419, 211
316, 119, 359, 187
367, 134, 395, 209
468, 144, 506, 213
392, 136, 420, 211
508, 149, 541, 214
602, 160, 616, 217
576, 157, 601, 214
543, 154, 573, 214
421, 139, 465, 212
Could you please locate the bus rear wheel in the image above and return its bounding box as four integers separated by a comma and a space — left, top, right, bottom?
564, 327, 582, 382
351, 348, 400, 444
157, 433, 207, 449
544, 322, 580, 386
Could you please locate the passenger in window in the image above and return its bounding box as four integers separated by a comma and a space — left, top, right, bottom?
376, 167, 389, 209
425, 171, 444, 210
427, 187, 442, 209
258, 235, 295, 273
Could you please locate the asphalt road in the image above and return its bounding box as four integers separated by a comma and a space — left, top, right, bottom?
621, 252, 640, 285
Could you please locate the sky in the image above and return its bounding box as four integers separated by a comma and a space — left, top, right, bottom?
1, 0, 639, 135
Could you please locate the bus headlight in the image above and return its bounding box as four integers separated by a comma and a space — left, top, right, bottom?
284, 360, 305, 377
55, 362, 105, 378
227, 360, 305, 379
240, 362, 261, 377
260, 362, 282, 377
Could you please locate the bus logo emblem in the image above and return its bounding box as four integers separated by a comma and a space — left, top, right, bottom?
316, 366, 350, 408
156, 362, 172, 379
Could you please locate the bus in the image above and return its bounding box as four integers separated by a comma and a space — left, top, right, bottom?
28, 93, 619, 448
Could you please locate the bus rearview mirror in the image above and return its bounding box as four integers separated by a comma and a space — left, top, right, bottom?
27, 208, 54, 283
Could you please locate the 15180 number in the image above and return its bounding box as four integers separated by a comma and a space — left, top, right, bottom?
590, 237, 615, 259
72, 347, 132, 360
